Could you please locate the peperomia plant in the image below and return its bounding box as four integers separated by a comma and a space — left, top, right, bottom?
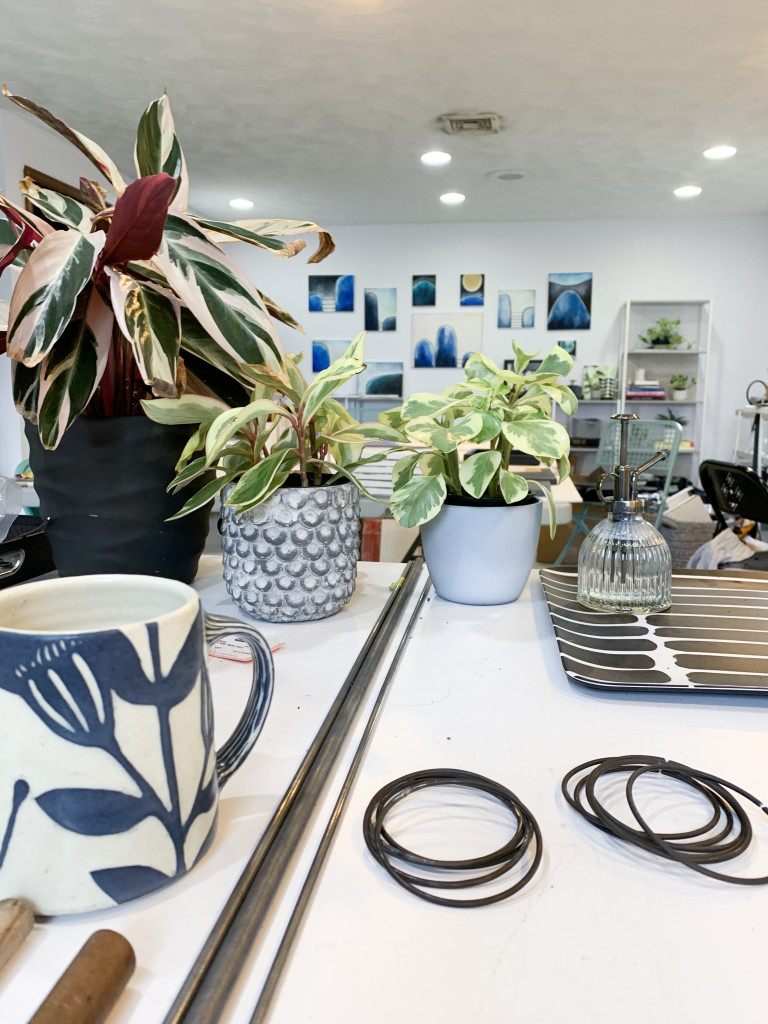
379, 342, 576, 532
142, 333, 400, 517
0, 86, 333, 449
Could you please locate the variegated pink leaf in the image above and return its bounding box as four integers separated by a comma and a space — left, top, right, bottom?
151, 213, 284, 372
7, 228, 106, 366
134, 93, 189, 212
197, 218, 335, 263
108, 270, 180, 395
2, 85, 127, 195
36, 287, 114, 449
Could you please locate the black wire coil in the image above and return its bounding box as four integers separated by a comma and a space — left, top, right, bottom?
562, 754, 768, 885
363, 768, 543, 907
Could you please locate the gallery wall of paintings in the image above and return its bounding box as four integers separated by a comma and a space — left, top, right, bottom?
303, 268, 592, 403
227, 215, 768, 463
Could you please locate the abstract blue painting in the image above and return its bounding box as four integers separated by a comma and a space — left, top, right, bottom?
547, 273, 592, 330
412, 275, 436, 306
364, 288, 397, 331
308, 275, 354, 312
412, 312, 483, 368
498, 289, 535, 329
357, 361, 403, 397
460, 274, 484, 306
311, 340, 351, 373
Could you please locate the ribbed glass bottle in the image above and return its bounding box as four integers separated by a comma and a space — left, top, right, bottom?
577, 512, 672, 613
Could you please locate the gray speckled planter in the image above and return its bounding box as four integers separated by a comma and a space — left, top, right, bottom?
220, 482, 360, 622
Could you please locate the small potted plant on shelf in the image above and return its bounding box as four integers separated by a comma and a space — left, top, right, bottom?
639, 317, 684, 348
0, 86, 333, 582
378, 342, 575, 606
144, 333, 400, 622
669, 374, 696, 400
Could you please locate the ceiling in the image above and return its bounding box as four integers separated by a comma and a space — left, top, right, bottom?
2, 0, 768, 225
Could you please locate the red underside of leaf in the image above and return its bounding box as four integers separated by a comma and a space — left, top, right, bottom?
0, 204, 42, 274
100, 172, 176, 267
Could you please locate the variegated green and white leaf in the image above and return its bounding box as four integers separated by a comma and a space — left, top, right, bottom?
108, 271, 180, 394
377, 404, 406, 429
327, 437, 364, 468
499, 470, 530, 505
175, 422, 210, 470
330, 421, 405, 443
458, 449, 501, 498
227, 449, 295, 511
152, 213, 284, 372
401, 392, 459, 419
198, 218, 335, 263
19, 178, 93, 232
11, 359, 40, 422
405, 413, 484, 452
36, 287, 113, 449
418, 451, 445, 476
7, 228, 106, 366
301, 334, 365, 423
205, 399, 289, 466
471, 411, 503, 442
259, 291, 304, 333
134, 93, 189, 211
168, 466, 242, 520
501, 418, 570, 460
176, 309, 255, 388
537, 344, 573, 378
390, 474, 447, 529
529, 479, 557, 538
3, 86, 127, 194
193, 218, 306, 258
393, 453, 420, 489
141, 393, 228, 425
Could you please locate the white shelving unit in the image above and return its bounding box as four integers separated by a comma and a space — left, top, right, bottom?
619, 299, 712, 478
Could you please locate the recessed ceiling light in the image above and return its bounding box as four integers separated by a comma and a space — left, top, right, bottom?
703, 145, 737, 160
229, 197, 254, 210
673, 185, 702, 198
440, 192, 465, 205
421, 151, 451, 166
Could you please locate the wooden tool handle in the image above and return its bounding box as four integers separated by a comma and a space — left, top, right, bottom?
0, 898, 34, 972
28, 929, 135, 1024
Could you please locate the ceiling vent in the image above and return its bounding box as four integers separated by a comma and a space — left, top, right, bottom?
438, 112, 503, 135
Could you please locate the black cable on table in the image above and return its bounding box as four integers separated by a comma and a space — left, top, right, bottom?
562, 754, 768, 885
363, 768, 542, 907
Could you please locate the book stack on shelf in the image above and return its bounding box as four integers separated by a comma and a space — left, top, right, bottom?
626, 378, 665, 400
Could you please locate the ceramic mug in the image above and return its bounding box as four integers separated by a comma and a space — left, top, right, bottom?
0, 574, 274, 915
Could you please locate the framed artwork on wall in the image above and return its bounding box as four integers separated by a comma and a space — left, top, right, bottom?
547, 273, 592, 330
364, 288, 396, 331
308, 275, 354, 312
412, 275, 436, 306
412, 312, 483, 368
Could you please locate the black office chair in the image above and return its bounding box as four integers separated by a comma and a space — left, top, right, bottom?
699, 459, 768, 570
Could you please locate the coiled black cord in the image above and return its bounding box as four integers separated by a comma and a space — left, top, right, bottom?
563, 755, 768, 885
363, 768, 542, 907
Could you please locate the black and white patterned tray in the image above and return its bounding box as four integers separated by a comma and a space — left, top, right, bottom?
539, 567, 768, 695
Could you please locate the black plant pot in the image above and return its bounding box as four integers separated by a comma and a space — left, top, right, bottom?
25, 417, 212, 583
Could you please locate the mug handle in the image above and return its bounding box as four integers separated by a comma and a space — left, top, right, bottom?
204, 612, 275, 788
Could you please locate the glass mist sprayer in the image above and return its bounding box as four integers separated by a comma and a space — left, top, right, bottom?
578, 413, 672, 613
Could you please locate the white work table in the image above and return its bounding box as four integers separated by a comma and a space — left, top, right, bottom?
4, 556, 768, 1023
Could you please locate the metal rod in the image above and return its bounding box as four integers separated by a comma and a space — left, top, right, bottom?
248, 572, 433, 1024
163, 558, 424, 1024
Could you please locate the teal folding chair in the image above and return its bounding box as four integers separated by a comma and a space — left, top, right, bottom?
554, 418, 683, 566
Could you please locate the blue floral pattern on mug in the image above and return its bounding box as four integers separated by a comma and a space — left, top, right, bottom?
0, 590, 273, 914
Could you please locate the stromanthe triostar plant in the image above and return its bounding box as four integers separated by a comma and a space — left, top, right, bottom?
0, 85, 334, 449
378, 342, 577, 534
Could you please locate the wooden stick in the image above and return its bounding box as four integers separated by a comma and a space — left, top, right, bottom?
0, 898, 34, 972
28, 929, 135, 1024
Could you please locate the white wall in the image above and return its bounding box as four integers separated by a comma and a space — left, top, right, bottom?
234, 215, 768, 471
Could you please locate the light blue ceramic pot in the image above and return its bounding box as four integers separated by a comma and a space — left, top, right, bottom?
421, 495, 542, 605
